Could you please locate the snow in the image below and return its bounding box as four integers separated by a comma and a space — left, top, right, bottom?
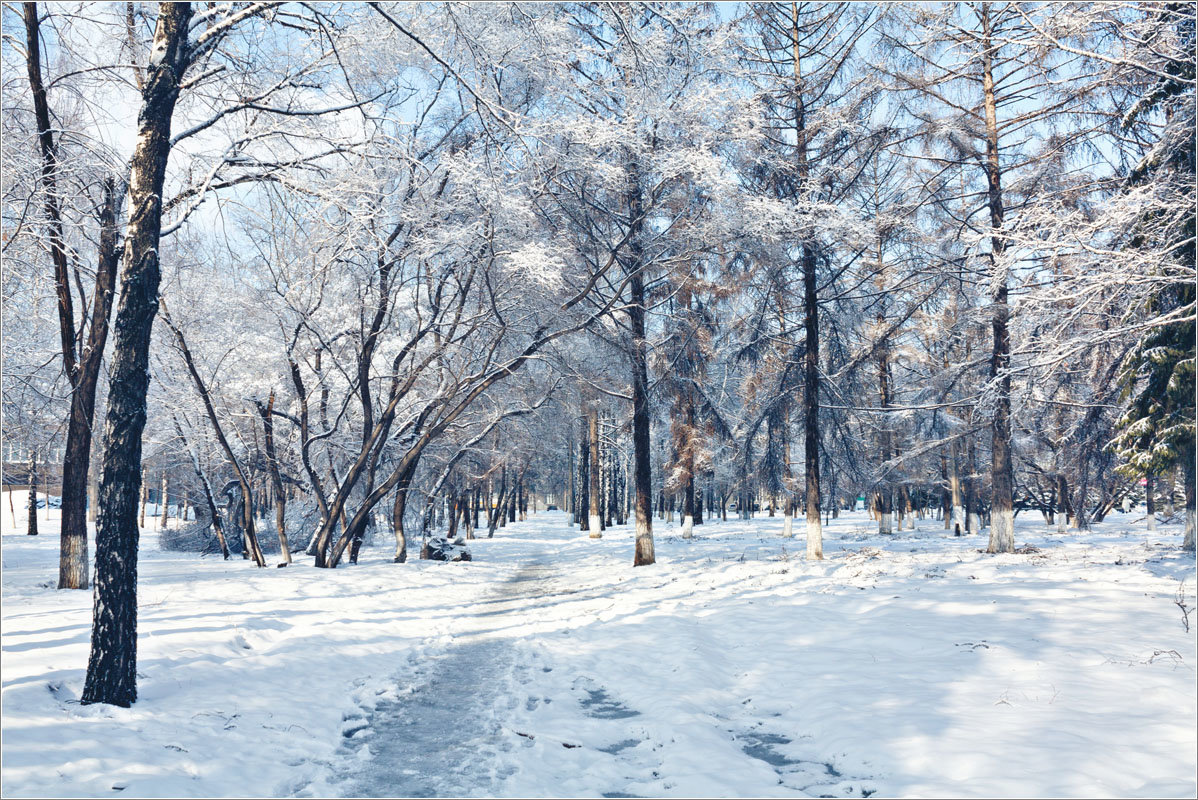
1, 503, 1194, 798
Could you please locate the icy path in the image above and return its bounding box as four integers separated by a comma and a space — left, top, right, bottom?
333, 560, 558, 797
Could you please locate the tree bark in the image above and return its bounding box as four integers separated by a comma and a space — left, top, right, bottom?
682, 404, 696, 539
876, 330, 893, 536
392, 466, 415, 563
159, 473, 168, 529
82, 1, 193, 708
588, 405, 602, 538
950, 440, 965, 535
628, 275, 654, 565
462, 487, 475, 539
1146, 473, 1157, 531
788, 4, 822, 560
981, 4, 1015, 555
27, 456, 39, 536
566, 432, 575, 524
25, 5, 124, 588
1182, 458, 1195, 552
138, 469, 147, 529
488, 467, 507, 538
257, 392, 291, 565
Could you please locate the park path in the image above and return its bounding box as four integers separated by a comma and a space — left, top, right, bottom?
332, 557, 559, 797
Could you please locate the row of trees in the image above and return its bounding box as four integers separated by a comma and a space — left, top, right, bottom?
2, 2, 1193, 708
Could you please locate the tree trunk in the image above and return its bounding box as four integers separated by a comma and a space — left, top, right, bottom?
82, 1, 193, 708
588, 406, 602, 538
902, 484, 915, 530
25, 4, 124, 588
488, 468, 507, 538
877, 487, 893, 535
159, 473, 168, 529
473, 485, 481, 530
800, 231, 822, 556
627, 216, 654, 565
27, 457, 39, 536
257, 393, 291, 565
1146, 473, 1157, 531
392, 472, 413, 563
447, 489, 460, 541
1165, 467, 1177, 515
950, 441, 965, 535
877, 334, 893, 537
1182, 457, 1195, 552
981, 5, 1015, 555
56, 178, 121, 588
682, 403, 696, 539
1055, 472, 1069, 532
566, 433, 575, 525
88, 463, 99, 524
138, 469, 147, 529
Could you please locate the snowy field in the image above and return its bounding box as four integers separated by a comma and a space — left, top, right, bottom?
1, 501, 1195, 798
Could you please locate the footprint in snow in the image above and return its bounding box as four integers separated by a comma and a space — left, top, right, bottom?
735, 728, 877, 798
574, 678, 640, 720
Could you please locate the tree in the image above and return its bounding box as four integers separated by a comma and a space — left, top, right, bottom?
1103, 3, 1196, 550
15, 2, 126, 589
83, 0, 364, 706
82, 0, 195, 707
736, 2, 879, 557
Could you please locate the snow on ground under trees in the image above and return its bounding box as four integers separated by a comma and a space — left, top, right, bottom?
1, 503, 1194, 798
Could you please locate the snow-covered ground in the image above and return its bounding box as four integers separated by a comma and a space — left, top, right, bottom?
2, 498, 1195, 798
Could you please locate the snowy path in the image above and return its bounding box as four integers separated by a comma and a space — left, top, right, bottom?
333, 559, 559, 797
324, 523, 886, 798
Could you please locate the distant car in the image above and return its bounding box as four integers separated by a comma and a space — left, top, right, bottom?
547, 505, 558, 511
35, 496, 62, 509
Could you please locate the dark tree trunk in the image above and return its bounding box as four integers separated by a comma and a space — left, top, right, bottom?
578, 413, 590, 532
966, 437, 980, 534
488, 485, 507, 538
392, 467, 415, 563
82, 1, 193, 708
981, 5, 1014, 554
628, 268, 654, 565
473, 485, 481, 530
1146, 473, 1157, 530
1182, 456, 1195, 551
566, 434, 575, 524
622, 154, 655, 565
60, 181, 121, 588
462, 488, 475, 539
257, 392, 291, 565
802, 244, 822, 558
447, 489, 460, 540
25, 4, 124, 589
488, 467, 507, 538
